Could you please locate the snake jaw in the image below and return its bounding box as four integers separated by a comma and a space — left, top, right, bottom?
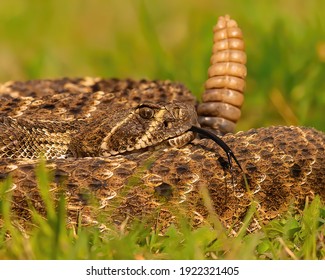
104, 129, 196, 156
168, 131, 196, 148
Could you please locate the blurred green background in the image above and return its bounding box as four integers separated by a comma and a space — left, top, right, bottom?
0, 0, 324, 131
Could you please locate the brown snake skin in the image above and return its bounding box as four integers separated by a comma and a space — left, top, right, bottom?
0, 16, 324, 233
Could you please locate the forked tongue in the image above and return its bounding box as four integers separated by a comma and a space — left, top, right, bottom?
190, 126, 243, 172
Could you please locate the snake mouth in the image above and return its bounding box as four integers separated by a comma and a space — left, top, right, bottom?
105, 130, 196, 156
168, 130, 196, 148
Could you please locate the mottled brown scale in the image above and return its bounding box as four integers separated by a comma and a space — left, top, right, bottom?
198, 15, 247, 135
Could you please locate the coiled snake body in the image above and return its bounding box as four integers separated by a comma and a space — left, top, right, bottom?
0, 16, 324, 232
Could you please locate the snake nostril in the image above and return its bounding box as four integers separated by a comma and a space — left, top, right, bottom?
163, 121, 169, 128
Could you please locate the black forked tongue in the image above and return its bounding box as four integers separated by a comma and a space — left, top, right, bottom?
190, 126, 243, 172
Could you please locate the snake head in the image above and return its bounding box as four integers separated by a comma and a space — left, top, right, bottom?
100, 102, 199, 155
70, 102, 200, 157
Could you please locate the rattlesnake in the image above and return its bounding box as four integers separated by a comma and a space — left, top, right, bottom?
0, 16, 324, 233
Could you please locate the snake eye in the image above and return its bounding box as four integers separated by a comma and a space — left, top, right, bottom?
139, 106, 155, 119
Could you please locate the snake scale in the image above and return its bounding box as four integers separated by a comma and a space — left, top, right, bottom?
0, 16, 324, 233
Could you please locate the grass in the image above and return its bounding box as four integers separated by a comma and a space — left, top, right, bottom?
0, 0, 324, 259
